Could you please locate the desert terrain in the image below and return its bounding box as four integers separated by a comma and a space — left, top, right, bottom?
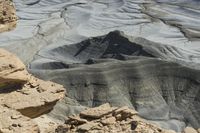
0, 0, 200, 132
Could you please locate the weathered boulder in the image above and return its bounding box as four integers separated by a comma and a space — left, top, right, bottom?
0, 47, 28, 85
0, 0, 17, 32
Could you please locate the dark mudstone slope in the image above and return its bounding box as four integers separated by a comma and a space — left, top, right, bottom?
30, 31, 156, 70
29, 31, 200, 132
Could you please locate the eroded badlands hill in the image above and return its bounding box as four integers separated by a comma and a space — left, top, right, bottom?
0, 48, 194, 133
30, 31, 200, 132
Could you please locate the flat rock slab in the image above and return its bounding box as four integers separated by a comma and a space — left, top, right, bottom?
80, 103, 117, 119
0, 77, 65, 118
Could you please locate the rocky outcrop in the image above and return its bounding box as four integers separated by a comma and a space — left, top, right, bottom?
0, 48, 65, 118
0, 48, 65, 132
0, 0, 17, 32
55, 103, 176, 133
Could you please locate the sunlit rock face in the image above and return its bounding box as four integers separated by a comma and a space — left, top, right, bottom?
0, 48, 65, 133
0, 0, 200, 132
0, 48, 65, 118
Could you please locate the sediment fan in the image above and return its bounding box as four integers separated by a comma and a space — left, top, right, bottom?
29, 31, 200, 132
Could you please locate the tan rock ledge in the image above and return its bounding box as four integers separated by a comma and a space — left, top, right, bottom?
0, 48, 65, 118
61, 103, 178, 133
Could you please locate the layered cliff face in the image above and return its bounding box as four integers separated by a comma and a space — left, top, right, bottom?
29, 31, 200, 132
0, 48, 65, 132
0, 0, 17, 32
